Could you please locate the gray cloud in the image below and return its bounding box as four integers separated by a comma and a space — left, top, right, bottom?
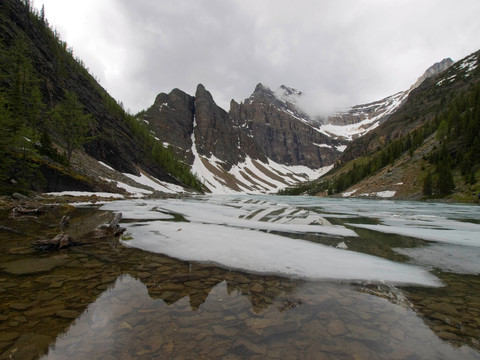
42, 0, 480, 114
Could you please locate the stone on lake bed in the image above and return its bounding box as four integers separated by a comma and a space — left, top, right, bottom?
56, 310, 80, 319
9, 247, 37, 255
9, 302, 31, 310
327, 319, 348, 336
1, 255, 71, 275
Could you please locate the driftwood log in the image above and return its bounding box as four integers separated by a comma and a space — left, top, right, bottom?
59, 215, 70, 228
10, 206, 45, 218
32, 234, 76, 250
92, 213, 126, 238
31, 212, 125, 251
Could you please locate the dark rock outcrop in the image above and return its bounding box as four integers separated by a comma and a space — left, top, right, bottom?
194, 84, 246, 168
143, 83, 343, 173
141, 89, 195, 163
230, 84, 342, 168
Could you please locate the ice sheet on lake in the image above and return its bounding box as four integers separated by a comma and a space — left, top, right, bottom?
350, 223, 480, 247
266, 196, 480, 274
123, 220, 440, 286
102, 198, 357, 237
395, 244, 480, 274
101, 197, 442, 287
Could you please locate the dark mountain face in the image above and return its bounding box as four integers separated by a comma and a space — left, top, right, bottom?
142, 83, 344, 176
141, 85, 251, 170
141, 89, 195, 164
1, 0, 139, 174
229, 83, 343, 168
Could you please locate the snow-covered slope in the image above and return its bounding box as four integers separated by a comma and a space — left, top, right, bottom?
320, 58, 454, 141
190, 116, 332, 194
321, 91, 409, 141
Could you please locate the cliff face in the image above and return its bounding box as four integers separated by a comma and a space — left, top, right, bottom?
194, 84, 247, 169
143, 83, 344, 170
230, 84, 343, 168
141, 89, 195, 164
140, 83, 344, 192
142, 85, 250, 170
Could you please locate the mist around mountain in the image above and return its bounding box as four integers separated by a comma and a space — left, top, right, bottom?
280, 51, 480, 202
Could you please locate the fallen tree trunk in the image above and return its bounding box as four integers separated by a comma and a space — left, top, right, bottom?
10, 206, 45, 218
93, 212, 126, 238
32, 234, 76, 250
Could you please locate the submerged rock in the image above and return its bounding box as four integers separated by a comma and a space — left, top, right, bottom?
1, 255, 71, 275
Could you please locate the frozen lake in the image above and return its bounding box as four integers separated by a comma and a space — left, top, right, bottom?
102, 195, 480, 284
1, 196, 479, 359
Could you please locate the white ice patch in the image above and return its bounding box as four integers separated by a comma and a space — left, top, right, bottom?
122, 220, 439, 286
100, 196, 442, 287
350, 223, 479, 248
46, 191, 124, 198
395, 243, 480, 275
101, 200, 174, 220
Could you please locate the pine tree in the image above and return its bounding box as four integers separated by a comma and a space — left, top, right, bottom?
422, 172, 433, 197
435, 161, 455, 196
50, 91, 94, 164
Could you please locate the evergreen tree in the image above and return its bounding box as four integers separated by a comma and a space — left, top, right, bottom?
50, 91, 94, 164
435, 161, 455, 196
422, 172, 433, 197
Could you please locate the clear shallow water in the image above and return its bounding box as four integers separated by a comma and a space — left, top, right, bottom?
0, 196, 479, 359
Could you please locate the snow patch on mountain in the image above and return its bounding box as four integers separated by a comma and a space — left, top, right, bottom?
322, 57, 454, 141
190, 115, 331, 194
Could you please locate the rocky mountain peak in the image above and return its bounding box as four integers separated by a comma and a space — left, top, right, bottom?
253, 82, 271, 94
409, 58, 454, 91
195, 83, 212, 101
277, 85, 303, 98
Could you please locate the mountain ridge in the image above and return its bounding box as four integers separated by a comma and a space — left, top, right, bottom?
280, 50, 480, 201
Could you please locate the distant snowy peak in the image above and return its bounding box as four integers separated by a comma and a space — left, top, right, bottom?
248, 83, 311, 122
409, 58, 454, 91
435, 52, 479, 87
323, 91, 409, 140
323, 57, 454, 140
274, 85, 303, 103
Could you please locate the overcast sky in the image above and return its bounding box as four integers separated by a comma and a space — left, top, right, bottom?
38, 0, 480, 115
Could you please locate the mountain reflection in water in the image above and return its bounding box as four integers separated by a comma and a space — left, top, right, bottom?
41, 272, 479, 360
0, 197, 479, 359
